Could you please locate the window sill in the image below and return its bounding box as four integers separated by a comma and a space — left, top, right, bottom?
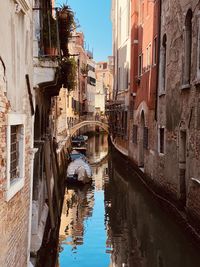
6, 178, 24, 201
180, 84, 190, 90
158, 152, 165, 157
191, 178, 200, 186
158, 91, 166, 97
194, 79, 200, 87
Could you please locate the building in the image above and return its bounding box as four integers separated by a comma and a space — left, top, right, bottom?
96, 57, 114, 102
31, 1, 74, 265
129, 0, 160, 168
110, 0, 200, 230
155, 0, 200, 222
110, 0, 131, 153
86, 51, 96, 117
0, 1, 34, 266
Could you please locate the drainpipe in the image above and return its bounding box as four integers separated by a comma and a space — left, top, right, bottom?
155, 0, 162, 121
27, 116, 38, 267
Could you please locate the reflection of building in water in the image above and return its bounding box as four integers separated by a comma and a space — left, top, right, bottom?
59, 185, 94, 251
105, 157, 200, 267
87, 134, 108, 163
92, 162, 108, 191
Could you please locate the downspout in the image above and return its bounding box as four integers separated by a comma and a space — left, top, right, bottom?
27, 115, 38, 267
155, 0, 162, 121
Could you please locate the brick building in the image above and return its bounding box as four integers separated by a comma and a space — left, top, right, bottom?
155, 0, 200, 222
128, 0, 160, 168
0, 1, 34, 266
110, 0, 200, 229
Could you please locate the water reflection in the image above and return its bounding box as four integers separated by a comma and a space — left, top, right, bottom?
57, 135, 200, 267
57, 134, 110, 267
105, 155, 200, 267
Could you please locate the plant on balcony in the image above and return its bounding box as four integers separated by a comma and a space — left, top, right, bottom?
81, 64, 88, 77
58, 4, 77, 57
43, 13, 58, 55
61, 57, 77, 91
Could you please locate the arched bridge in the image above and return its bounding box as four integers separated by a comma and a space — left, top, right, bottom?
69, 120, 109, 136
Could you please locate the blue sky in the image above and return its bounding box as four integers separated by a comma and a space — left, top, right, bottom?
56, 0, 112, 62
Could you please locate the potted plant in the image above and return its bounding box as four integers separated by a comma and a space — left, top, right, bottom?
58, 5, 76, 56
43, 12, 58, 56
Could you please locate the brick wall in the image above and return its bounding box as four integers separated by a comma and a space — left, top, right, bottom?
0, 88, 32, 266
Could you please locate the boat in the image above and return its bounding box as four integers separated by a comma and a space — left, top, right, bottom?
66, 151, 92, 184
71, 135, 87, 153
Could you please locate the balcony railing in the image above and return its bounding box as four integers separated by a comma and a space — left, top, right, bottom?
33, 8, 61, 58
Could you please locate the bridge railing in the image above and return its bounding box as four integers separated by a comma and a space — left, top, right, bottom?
79, 115, 108, 124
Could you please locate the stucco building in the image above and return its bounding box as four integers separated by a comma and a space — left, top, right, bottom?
110, 0, 131, 153
128, 0, 160, 168
0, 1, 34, 266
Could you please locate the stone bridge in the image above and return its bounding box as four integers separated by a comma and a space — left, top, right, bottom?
69, 120, 109, 136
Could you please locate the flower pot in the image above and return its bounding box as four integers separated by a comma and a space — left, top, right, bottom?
45, 47, 58, 56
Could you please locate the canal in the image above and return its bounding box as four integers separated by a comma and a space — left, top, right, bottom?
56, 134, 200, 267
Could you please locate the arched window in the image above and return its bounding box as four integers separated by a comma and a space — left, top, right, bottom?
183, 9, 192, 86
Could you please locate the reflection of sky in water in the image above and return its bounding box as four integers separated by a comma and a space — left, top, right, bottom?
59, 191, 111, 267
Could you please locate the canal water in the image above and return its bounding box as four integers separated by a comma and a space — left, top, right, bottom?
56, 134, 200, 267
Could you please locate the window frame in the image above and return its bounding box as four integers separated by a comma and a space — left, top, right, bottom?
138, 53, 143, 77
6, 113, 26, 201
153, 36, 157, 66
158, 126, 165, 155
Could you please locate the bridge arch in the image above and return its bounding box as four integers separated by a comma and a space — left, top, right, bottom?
69, 120, 109, 136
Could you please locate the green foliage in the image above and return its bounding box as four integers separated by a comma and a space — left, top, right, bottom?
58, 5, 77, 56
43, 12, 57, 48
61, 57, 77, 91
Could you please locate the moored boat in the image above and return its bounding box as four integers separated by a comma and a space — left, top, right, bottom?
66, 154, 92, 185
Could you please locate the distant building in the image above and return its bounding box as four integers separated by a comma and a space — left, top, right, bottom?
87, 54, 96, 116
96, 57, 114, 102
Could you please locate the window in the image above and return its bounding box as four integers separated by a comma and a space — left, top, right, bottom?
118, 67, 121, 90
159, 127, 165, 154
153, 37, 157, 65
138, 54, 143, 77
146, 44, 151, 69
183, 9, 192, 87
141, 2, 144, 24
6, 113, 25, 201
159, 34, 167, 94
132, 124, 138, 144
143, 127, 148, 149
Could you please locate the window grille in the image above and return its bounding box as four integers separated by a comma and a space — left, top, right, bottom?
10, 125, 19, 181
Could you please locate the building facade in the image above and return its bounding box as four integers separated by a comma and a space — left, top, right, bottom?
0, 1, 34, 266
96, 58, 114, 102
110, 0, 200, 229
129, 0, 160, 168
156, 0, 200, 221
110, 0, 131, 153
